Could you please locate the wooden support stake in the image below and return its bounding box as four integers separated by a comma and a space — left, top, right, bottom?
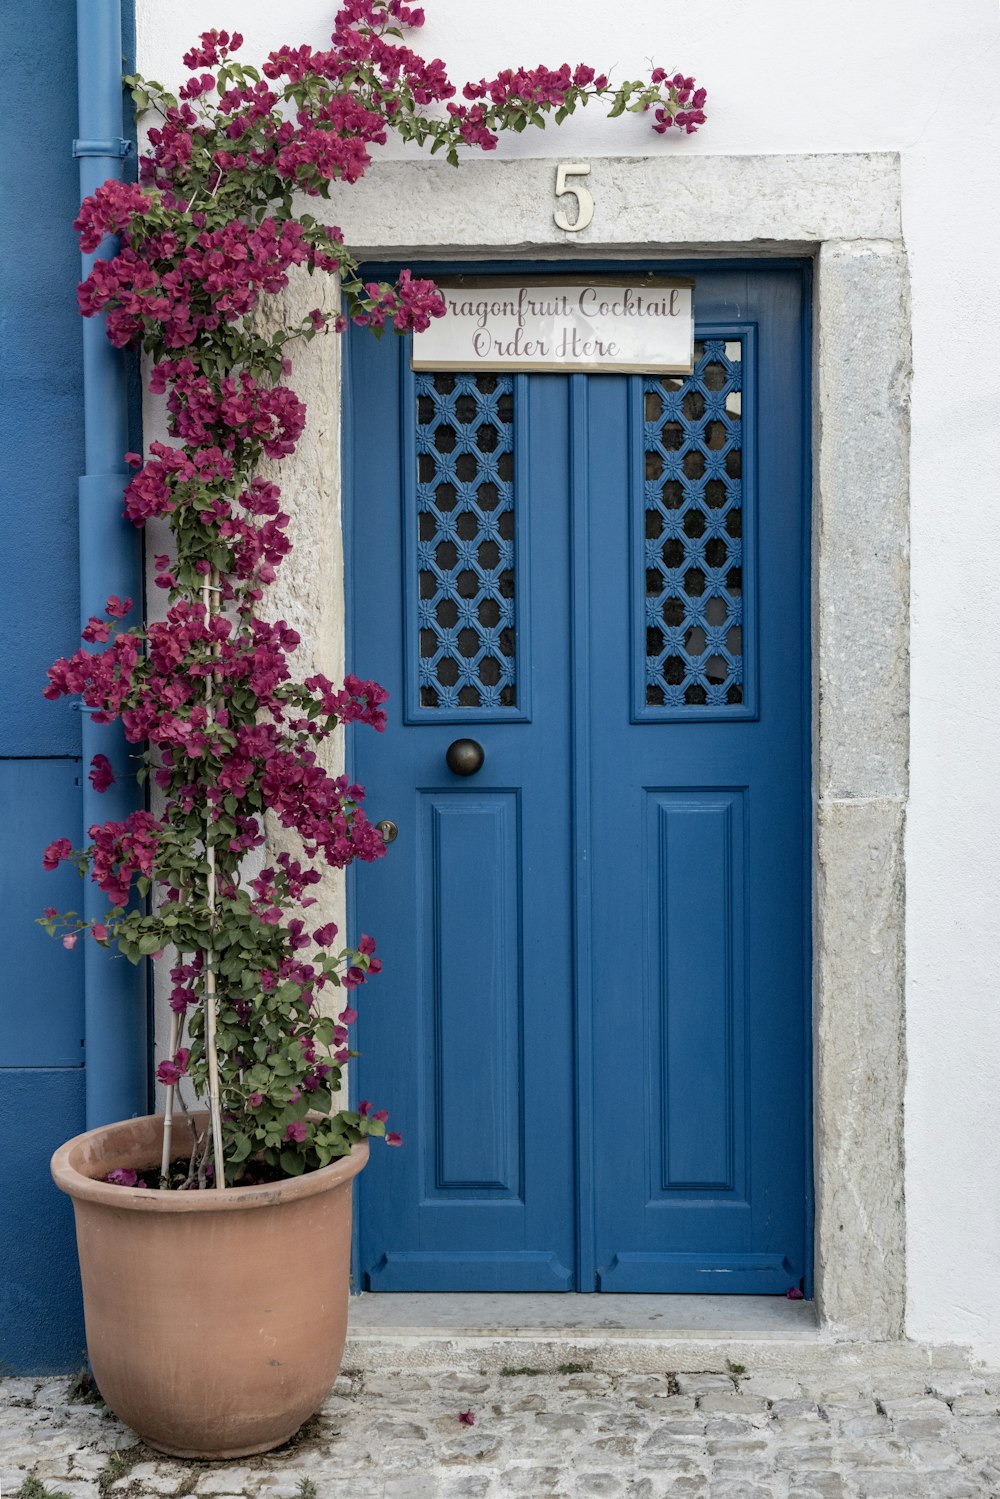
202, 571, 226, 1190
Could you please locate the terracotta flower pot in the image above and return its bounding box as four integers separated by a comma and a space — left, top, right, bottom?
51, 1112, 367, 1459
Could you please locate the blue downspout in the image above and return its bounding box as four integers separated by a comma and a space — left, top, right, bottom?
75, 0, 147, 1127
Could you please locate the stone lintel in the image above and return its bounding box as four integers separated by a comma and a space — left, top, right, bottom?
328, 152, 901, 258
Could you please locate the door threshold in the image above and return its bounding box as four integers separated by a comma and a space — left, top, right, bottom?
344, 1293, 974, 1375
350, 1292, 816, 1338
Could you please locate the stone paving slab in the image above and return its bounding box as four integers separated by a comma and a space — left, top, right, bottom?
3, 1359, 1000, 1498
343, 1332, 975, 1376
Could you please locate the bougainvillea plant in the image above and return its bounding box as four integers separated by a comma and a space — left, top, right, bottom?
39, 0, 706, 1189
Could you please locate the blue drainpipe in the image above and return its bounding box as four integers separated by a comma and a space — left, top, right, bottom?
75, 0, 148, 1127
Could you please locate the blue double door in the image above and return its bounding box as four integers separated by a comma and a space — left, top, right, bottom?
347, 264, 810, 1294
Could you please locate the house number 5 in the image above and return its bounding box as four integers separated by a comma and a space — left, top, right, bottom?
554, 162, 594, 233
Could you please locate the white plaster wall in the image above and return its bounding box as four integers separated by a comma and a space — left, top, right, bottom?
137, 0, 1000, 1359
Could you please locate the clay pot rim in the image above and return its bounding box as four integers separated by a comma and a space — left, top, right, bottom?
51, 1111, 369, 1213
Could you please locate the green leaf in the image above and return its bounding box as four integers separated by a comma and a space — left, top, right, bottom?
230, 1132, 252, 1162
280, 1150, 306, 1176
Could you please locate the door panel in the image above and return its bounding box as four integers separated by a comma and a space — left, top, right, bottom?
347, 264, 810, 1294
586, 272, 808, 1293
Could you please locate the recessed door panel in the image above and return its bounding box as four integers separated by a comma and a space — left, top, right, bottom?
422, 792, 522, 1196
648, 789, 746, 1196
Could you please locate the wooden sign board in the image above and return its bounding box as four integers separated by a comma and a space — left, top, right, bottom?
411, 276, 695, 375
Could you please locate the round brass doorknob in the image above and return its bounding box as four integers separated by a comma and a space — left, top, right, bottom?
446, 738, 485, 776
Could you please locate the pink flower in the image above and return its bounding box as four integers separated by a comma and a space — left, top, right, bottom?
43, 838, 73, 871
91, 923, 109, 941
786, 1286, 805, 1300
358, 1099, 371, 1117
358, 933, 377, 956
105, 1168, 141, 1187
156, 1048, 189, 1086
372, 1108, 388, 1123
313, 922, 338, 946
249, 1092, 263, 1107
62, 933, 78, 950
81, 616, 112, 643
386, 1132, 403, 1147
43, 907, 57, 919
458, 1409, 475, 1426
105, 595, 133, 618
73, 179, 152, 254
89, 754, 115, 793
283, 1120, 308, 1143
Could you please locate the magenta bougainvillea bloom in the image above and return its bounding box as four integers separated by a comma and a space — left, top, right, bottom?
88, 754, 115, 793
156, 1048, 190, 1087
104, 1168, 146, 1188
39, 0, 704, 1188
43, 838, 73, 871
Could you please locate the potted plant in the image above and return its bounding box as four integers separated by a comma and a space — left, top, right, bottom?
40, 0, 705, 1460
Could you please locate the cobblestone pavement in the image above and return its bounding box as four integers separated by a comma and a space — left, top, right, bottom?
4, 1363, 1000, 1499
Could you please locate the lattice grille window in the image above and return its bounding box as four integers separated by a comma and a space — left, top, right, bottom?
643, 340, 744, 709
416, 373, 516, 710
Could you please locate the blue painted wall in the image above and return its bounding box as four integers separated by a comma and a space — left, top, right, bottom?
1, 4, 138, 1373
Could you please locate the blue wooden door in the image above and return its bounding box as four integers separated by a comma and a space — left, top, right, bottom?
347, 264, 810, 1294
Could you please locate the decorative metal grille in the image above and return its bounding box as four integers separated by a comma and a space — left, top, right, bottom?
415, 373, 517, 710
643, 339, 745, 709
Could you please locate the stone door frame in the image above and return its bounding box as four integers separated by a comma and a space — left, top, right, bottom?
290, 151, 909, 1336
